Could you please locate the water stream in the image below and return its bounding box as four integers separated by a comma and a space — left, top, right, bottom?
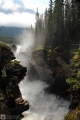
16, 45, 70, 120
19, 77, 70, 120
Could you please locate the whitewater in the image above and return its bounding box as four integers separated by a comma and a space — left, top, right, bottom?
19, 77, 70, 120
16, 44, 70, 120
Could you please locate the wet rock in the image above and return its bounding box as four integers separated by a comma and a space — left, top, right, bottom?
34, 65, 53, 84
28, 62, 39, 80
30, 57, 53, 84
32, 48, 46, 58
0, 42, 30, 120
69, 93, 80, 110
64, 104, 80, 120
15, 97, 29, 110
77, 112, 80, 120
44, 56, 70, 98
10, 44, 17, 53
0, 42, 15, 70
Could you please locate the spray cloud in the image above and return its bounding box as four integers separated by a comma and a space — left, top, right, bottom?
15, 30, 70, 120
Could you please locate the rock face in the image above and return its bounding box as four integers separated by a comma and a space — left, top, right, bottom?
0, 42, 30, 120
17, 48, 69, 98
64, 104, 80, 120
30, 57, 53, 84
30, 49, 69, 97
9, 43, 17, 53
44, 57, 69, 97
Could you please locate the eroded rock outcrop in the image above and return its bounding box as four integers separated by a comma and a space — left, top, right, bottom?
18, 47, 69, 98
0, 42, 30, 120
44, 57, 69, 96
30, 56, 53, 84
30, 49, 70, 98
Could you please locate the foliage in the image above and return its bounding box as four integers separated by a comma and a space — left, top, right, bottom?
0, 42, 10, 50
1, 69, 7, 77
0, 36, 17, 44
35, 45, 44, 51
64, 113, 77, 120
35, 8, 44, 47
34, 0, 80, 66
66, 47, 80, 91
63, 104, 80, 120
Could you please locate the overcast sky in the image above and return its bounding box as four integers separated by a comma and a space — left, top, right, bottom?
0, 0, 49, 28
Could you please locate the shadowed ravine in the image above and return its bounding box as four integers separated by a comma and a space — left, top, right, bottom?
16, 45, 70, 120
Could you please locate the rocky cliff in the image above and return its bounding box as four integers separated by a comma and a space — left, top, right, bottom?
0, 42, 30, 120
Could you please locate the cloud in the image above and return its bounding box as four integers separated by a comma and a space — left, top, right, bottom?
0, 12, 35, 27
0, 0, 35, 27
0, 0, 49, 27
0, 7, 35, 14
0, 0, 35, 14
0, 0, 20, 10
20, 0, 48, 13
0, 0, 49, 14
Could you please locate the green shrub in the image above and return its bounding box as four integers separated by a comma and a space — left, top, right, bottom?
66, 47, 80, 91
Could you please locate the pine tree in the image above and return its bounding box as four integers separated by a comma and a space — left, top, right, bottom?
44, 8, 48, 47
69, 0, 79, 44
35, 8, 44, 47
44, 0, 53, 49
76, 1, 80, 43
35, 8, 39, 47
53, 0, 64, 48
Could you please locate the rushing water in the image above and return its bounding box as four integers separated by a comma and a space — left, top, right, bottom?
19, 77, 70, 120
16, 45, 70, 120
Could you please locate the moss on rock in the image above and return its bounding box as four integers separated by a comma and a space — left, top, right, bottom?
0, 42, 29, 119
64, 104, 80, 120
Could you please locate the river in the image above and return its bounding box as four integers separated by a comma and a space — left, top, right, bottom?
16, 45, 70, 120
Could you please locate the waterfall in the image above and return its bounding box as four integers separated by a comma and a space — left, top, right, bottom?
19, 77, 70, 120
16, 45, 70, 120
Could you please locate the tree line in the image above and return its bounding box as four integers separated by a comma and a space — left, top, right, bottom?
34, 0, 80, 64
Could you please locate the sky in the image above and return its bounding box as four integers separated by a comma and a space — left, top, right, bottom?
0, 0, 49, 28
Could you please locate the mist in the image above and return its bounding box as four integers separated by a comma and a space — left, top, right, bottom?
16, 29, 34, 67
19, 78, 70, 120
15, 30, 70, 120
19, 30, 34, 51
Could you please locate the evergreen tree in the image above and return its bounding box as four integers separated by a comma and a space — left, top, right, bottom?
34, 0, 80, 65
44, 8, 48, 46
69, 0, 78, 43
35, 8, 39, 47
75, 1, 80, 43
35, 8, 44, 47
44, 0, 53, 49
53, 0, 64, 48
